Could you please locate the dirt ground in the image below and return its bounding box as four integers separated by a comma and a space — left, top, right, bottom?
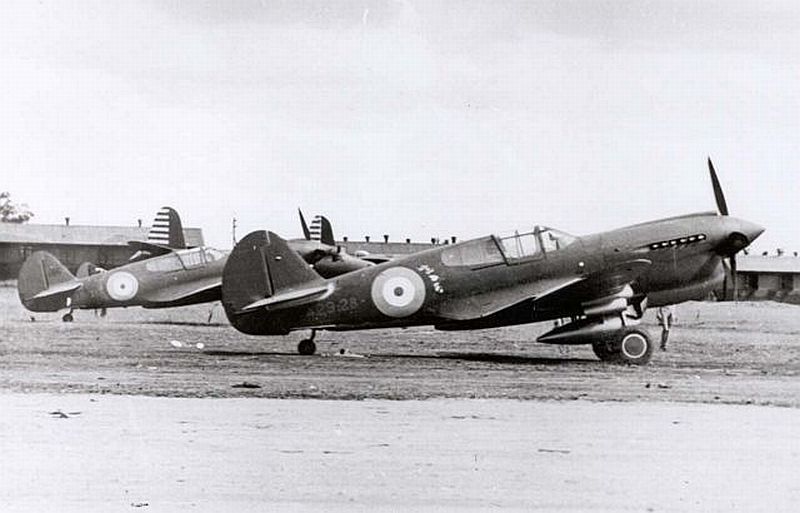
1, 285, 799, 511
1, 286, 799, 405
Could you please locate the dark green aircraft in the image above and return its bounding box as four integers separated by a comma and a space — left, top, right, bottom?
221, 160, 763, 364
17, 208, 374, 321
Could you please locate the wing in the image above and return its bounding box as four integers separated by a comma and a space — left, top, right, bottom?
531, 259, 651, 313
436, 259, 651, 322
142, 280, 222, 308
359, 254, 392, 264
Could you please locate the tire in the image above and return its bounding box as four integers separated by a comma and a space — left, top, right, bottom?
615, 327, 654, 365
62, 313, 74, 323
297, 339, 316, 356
592, 327, 654, 365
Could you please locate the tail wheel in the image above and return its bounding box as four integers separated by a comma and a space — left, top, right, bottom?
592, 327, 654, 365
298, 339, 316, 356
62, 313, 74, 323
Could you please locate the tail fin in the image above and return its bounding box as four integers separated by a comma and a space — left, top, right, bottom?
18, 251, 80, 312
298, 209, 336, 246
222, 230, 325, 317
147, 207, 186, 249
310, 215, 335, 246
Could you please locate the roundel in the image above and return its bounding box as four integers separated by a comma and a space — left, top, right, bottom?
106, 271, 139, 302
370, 267, 426, 318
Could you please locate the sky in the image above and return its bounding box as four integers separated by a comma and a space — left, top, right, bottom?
1, 0, 798, 251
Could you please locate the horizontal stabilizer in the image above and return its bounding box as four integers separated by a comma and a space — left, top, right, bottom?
31, 280, 82, 300
241, 284, 332, 312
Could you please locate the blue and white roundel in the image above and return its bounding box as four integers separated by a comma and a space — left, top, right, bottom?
370, 267, 426, 318
106, 271, 139, 301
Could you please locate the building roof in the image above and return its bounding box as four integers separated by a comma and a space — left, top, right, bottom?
737, 254, 800, 274
0, 222, 204, 247
339, 240, 437, 257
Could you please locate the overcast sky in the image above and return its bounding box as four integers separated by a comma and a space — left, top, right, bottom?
1, 0, 798, 251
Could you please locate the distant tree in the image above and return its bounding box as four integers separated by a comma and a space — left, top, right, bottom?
0, 192, 34, 223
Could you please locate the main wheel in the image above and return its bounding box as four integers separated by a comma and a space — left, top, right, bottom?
62, 313, 74, 323
297, 339, 316, 356
616, 327, 654, 365
592, 327, 654, 365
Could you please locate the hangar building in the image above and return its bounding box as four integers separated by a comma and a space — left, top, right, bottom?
0, 222, 203, 280
735, 254, 800, 304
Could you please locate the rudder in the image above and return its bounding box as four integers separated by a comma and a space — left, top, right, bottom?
148, 206, 186, 249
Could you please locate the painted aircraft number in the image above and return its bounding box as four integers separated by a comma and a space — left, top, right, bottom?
306, 297, 362, 322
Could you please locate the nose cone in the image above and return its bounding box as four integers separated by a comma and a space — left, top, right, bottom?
715, 217, 764, 256
737, 218, 765, 246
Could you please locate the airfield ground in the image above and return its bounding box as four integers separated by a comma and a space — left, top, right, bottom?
1, 284, 799, 511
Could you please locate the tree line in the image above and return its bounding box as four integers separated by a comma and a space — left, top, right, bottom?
0, 192, 33, 223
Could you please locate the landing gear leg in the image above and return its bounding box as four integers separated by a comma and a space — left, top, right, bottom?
62, 297, 74, 323
297, 330, 317, 356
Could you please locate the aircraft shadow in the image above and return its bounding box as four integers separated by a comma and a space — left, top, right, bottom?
203, 350, 299, 357
200, 350, 597, 366
393, 352, 598, 366
139, 321, 228, 328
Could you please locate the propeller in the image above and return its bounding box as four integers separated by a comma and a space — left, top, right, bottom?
298, 209, 311, 240
708, 157, 729, 216
708, 157, 740, 300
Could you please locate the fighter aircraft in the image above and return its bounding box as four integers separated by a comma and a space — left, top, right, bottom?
18, 208, 375, 321
18, 207, 226, 321
292, 210, 376, 276
220, 160, 763, 364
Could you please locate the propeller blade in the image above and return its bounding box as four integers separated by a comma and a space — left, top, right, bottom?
721, 259, 729, 300
730, 255, 738, 301
708, 157, 729, 216
298, 209, 311, 240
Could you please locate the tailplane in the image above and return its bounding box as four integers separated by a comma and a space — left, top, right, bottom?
222, 230, 327, 319
18, 251, 81, 312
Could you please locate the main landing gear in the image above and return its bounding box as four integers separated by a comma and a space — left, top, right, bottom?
297, 330, 317, 356
591, 326, 654, 365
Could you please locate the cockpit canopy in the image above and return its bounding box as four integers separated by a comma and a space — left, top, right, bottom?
145, 246, 226, 272
441, 226, 576, 267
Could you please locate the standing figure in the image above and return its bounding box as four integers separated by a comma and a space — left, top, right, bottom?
656, 305, 676, 351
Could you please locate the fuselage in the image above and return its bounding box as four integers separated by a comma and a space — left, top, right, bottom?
227, 212, 764, 335
71, 246, 227, 310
